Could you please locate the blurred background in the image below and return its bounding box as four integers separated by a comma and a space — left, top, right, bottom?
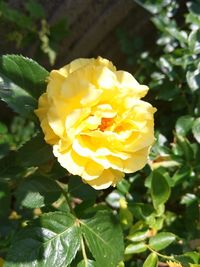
0, 0, 154, 70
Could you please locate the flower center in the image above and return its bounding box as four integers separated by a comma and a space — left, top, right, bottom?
99, 117, 114, 131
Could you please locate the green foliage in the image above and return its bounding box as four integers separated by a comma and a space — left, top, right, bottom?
0, 0, 200, 266
151, 170, 171, 208
143, 253, 158, 267
149, 232, 176, 251
0, 55, 124, 266
5, 211, 123, 267
0, 55, 48, 119
0, 1, 69, 66
115, 0, 200, 266
0, 117, 35, 158
0, 55, 49, 99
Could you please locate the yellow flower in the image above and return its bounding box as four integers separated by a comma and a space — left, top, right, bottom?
35, 57, 156, 189
167, 260, 183, 267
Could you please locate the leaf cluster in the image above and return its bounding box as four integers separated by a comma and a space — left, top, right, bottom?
115, 0, 200, 266
0, 1, 69, 66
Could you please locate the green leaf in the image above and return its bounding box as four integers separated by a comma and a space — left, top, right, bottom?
0, 133, 53, 180
188, 29, 200, 54
25, 0, 45, 19
5, 212, 81, 267
125, 242, 147, 255
17, 132, 54, 167
77, 260, 95, 267
127, 229, 149, 242
181, 193, 197, 206
0, 72, 37, 118
172, 165, 191, 186
143, 252, 158, 267
188, 1, 200, 16
184, 251, 200, 264
129, 203, 154, 221
50, 18, 69, 43
149, 232, 176, 251
81, 211, 124, 267
186, 68, 200, 92
186, 12, 200, 27
151, 171, 171, 208
175, 115, 194, 136
175, 135, 194, 161
0, 55, 49, 98
0, 151, 24, 180
117, 179, 130, 195
192, 117, 200, 143
69, 176, 98, 216
0, 122, 8, 134
16, 175, 61, 208
134, 0, 165, 14
68, 176, 97, 202
0, 2, 33, 30
6, 210, 123, 267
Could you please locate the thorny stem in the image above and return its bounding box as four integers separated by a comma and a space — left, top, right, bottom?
81, 236, 88, 267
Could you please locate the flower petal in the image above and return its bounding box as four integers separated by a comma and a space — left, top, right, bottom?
85, 169, 124, 190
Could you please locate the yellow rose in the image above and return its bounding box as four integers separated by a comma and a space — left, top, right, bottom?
167, 261, 183, 267
35, 57, 156, 189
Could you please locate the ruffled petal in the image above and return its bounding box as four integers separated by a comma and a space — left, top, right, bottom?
85, 169, 124, 190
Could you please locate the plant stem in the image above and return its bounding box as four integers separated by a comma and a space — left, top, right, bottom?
81, 236, 88, 267
56, 181, 76, 216
146, 244, 179, 263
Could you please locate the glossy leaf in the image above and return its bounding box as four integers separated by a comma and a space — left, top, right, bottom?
17, 132, 54, 167
77, 260, 95, 267
172, 165, 191, 186
0, 55, 48, 117
68, 176, 97, 202
0, 73, 36, 118
188, 29, 200, 54
6, 210, 123, 267
127, 229, 149, 242
117, 179, 130, 195
143, 252, 158, 267
125, 242, 147, 255
16, 175, 62, 208
175, 135, 194, 161
192, 118, 200, 143
0, 55, 48, 99
175, 115, 194, 136
184, 251, 200, 264
81, 211, 124, 267
186, 69, 200, 92
151, 171, 171, 208
5, 212, 81, 267
0, 151, 24, 180
149, 232, 176, 251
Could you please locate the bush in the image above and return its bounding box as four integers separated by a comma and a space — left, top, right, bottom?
0, 1, 199, 266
